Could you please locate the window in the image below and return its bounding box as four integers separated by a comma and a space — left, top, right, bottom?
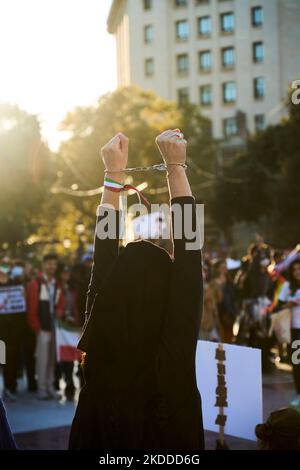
223, 81, 236, 103
198, 16, 211, 36
254, 77, 265, 99
199, 50, 212, 71
200, 85, 212, 106
175, 0, 187, 6
222, 47, 235, 68
144, 0, 152, 10
255, 114, 266, 131
195, 0, 210, 4
220, 12, 234, 33
177, 88, 189, 106
176, 20, 189, 40
252, 6, 263, 27
145, 58, 154, 76
223, 117, 237, 137
144, 25, 154, 44
253, 41, 264, 63
177, 54, 189, 74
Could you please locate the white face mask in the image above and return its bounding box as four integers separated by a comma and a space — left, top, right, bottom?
11, 266, 24, 279
0, 265, 10, 274
260, 258, 270, 267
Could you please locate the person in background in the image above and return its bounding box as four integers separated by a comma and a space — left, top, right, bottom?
55, 264, 80, 401
26, 253, 60, 400
235, 243, 273, 370
9, 263, 29, 393
0, 263, 26, 402
0, 257, 11, 275
18, 259, 38, 392
267, 250, 286, 313
210, 260, 237, 344
265, 250, 289, 364
271, 244, 300, 277
199, 264, 220, 341
256, 407, 300, 450
236, 243, 272, 302
278, 259, 300, 407
70, 262, 88, 389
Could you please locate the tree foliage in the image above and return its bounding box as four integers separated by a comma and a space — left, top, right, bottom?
212, 97, 300, 247
0, 88, 216, 250
0, 104, 52, 249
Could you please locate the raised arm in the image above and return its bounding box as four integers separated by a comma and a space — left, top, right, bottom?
155, 130, 204, 449
85, 133, 128, 319
155, 129, 199, 256
156, 129, 203, 341
273, 245, 300, 275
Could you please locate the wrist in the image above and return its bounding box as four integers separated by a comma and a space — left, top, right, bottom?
104, 171, 125, 184
166, 165, 186, 179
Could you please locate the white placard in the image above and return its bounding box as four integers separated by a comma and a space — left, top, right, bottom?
0, 285, 26, 314
196, 341, 262, 441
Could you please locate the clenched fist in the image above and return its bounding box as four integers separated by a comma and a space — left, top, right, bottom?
101, 133, 129, 172
155, 129, 187, 165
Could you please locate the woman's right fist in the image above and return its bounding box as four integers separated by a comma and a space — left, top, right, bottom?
101, 133, 129, 171
155, 129, 187, 165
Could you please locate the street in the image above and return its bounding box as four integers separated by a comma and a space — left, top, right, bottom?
1, 365, 297, 450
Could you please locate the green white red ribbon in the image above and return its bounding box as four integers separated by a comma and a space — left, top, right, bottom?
104, 177, 150, 205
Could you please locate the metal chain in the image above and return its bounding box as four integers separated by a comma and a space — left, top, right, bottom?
104, 163, 187, 173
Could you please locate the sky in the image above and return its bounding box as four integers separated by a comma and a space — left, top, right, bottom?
0, 0, 116, 149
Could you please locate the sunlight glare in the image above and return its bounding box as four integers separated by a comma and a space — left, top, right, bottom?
0, 0, 117, 149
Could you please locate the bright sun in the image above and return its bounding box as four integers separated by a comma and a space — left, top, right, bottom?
0, 0, 117, 150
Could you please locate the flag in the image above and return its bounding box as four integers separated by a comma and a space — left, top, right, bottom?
55, 319, 82, 362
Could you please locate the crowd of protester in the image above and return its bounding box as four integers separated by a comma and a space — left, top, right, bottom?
0, 252, 92, 402
200, 241, 300, 407
0, 240, 300, 413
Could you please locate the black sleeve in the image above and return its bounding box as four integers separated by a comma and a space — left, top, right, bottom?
85, 205, 121, 320
157, 196, 204, 450
159, 196, 203, 386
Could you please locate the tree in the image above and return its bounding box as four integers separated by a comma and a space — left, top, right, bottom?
212, 95, 300, 247
0, 104, 52, 250
55, 86, 216, 216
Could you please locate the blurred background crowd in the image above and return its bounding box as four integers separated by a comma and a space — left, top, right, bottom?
0, 251, 92, 402
1, 239, 300, 408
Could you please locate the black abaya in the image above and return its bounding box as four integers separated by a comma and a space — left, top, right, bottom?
69, 196, 204, 450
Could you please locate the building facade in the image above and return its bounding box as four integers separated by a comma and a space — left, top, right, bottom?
107, 0, 300, 139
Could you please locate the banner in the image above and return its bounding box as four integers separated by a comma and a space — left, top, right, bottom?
0, 285, 26, 314
196, 341, 262, 441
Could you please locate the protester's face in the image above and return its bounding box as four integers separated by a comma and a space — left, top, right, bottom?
61, 270, 70, 282
84, 260, 92, 271
292, 263, 300, 283
24, 262, 33, 277
219, 263, 227, 275
43, 260, 58, 277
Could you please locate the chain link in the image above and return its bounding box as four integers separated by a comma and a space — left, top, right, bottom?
104, 163, 187, 173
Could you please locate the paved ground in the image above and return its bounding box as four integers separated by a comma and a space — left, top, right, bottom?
2, 365, 298, 450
